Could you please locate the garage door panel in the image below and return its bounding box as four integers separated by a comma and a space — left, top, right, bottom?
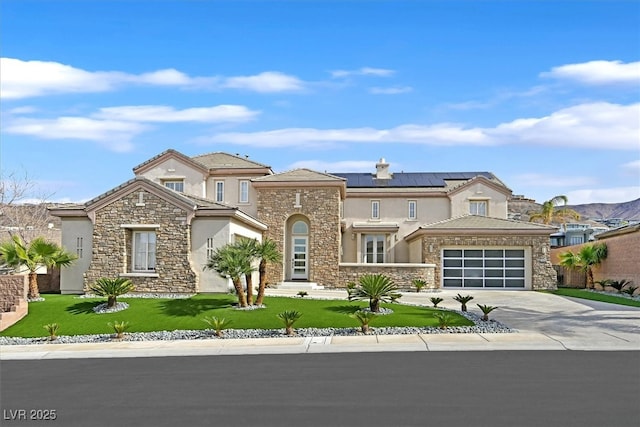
442, 248, 527, 289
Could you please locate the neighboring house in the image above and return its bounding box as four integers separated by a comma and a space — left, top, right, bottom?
549, 221, 610, 248
50, 150, 558, 294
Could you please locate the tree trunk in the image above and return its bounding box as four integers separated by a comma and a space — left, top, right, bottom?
255, 261, 267, 306
107, 296, 116, 308
285, 326, 294, 336
370, 299, 380, 313
461, 303, 467, 312
233, 278, 248, 307
586, 268, 594, 289
245, 274, 254, 306
482, 314, 488, 321
28, 272, 40, 299
361, 324, 369, 334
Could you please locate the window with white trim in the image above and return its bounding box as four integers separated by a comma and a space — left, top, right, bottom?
76, 237, 83, 259
164, 180, 184, 193
133, 231, 156, 272
371, 200, 380, 220
363, 234, 385, 263
215, 181, 225, 203
408, 200, 417, 220
239, 180, 249, 203
470, 200, 487, 216
206, 237, 215, 260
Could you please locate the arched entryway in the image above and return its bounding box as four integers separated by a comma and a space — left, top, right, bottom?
286, 215, 310, 280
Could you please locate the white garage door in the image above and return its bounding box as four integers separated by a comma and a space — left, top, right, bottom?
442, 249, 526, 288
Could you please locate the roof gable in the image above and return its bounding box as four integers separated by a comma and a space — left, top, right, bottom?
192, 152, 271, 170
132, 149, 208, 175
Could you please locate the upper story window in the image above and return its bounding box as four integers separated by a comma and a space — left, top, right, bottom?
371, 200, 380, 220
408, 200, 417, 220
164, 180, 184, 193
133, 231, 156, 272
215, 181, 225, 203
470, 200, 487, 216
239, 180, 249, 203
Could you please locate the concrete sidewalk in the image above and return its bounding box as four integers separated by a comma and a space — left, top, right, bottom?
2, 289, 639, 360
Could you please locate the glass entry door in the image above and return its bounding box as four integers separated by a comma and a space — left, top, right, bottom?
291, 236, 308, 280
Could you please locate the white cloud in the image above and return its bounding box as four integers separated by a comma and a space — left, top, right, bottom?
6, 106, 39, 114
540, 60, 640, 85
330, 67, 395, 78
3, 117, 147, 152
288, 160, 378, 172
565, 186, 640, 204
369, 86, 413, 95
0, 57, 306, 99
223, 72, 305, 93
94, 105, 260, 123
622, 159, 640, 171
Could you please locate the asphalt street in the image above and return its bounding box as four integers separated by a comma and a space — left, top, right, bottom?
2, 351, 639, 427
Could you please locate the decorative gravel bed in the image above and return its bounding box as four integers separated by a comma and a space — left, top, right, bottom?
0, 310, 513, 346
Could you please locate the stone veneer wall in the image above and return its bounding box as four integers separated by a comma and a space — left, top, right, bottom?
0, 275, 28, 331
420, 234, 557, 290
84, 190, 197, 293
256, 187, 341, 286
338, 264, 436, 291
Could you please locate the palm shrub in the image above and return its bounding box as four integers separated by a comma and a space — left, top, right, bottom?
90, 277, 135, 308
558, 243, 608, 289
254, 238, 282, 306
477, 304, 498, 321
277, 310, 302, 336
108, 321, 130, 339
43, 323, 59, 341
351, 310, 377, 334
204, 244, 254, 307
347, 274, 401, 313
594, 279, 613, 292
453, 294, 474, 312
202, 316, 232, 337
608, 279, 631, 293
434, 312, 455, 329
621, 286, 638, 297
412, 279, 427, 293
430, 297, 444, 308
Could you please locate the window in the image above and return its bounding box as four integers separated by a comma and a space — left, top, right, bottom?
470, 200, 487, 216
133, 231, 156, 271
363, 234, 385, 263
206, 238, 215, 260
408, 200, 417, 220
76, 237, 83, 259
239, 180, 249, 203
371, 200, 380, 220
292, 221, 308, 234
569, 236, 584, 245
215, 181, 224, 203
164, 180, 184, 193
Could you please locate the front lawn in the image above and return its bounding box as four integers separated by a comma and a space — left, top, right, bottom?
549, 288, 640, 308
1, 294, 473, 338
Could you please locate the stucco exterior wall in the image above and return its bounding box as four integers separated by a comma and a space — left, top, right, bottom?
596, 230, 640, 287
59, 217, 93, 294
137, 157, 206, 197
84, 190, 197, 293
418, 234, 556, 290
256, 186, 341, 286
205, 175, 263, 217
449, 182, 509, 218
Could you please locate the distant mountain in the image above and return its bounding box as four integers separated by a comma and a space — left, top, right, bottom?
508, 197, 640, 221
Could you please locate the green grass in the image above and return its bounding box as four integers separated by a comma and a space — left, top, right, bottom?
0, 294, 473, 338
549, 288, 640, 308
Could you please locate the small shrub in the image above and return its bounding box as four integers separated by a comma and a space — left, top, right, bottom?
297, 291, 308, 298
108, 320, 130, 339
430, 297, 444, 308
346, 282, 356, 291
202, 316, 232, 337
434, 312, 455, 329
453, 294, 474, 312
595, 279, 613, 292
347, 274, 401, 312
277, 310, 302, 336
477, 304, 498, 321
90, 277, 135, 308
351, 310, 377, 334
621, 286, 638, 297
609, 279, 632, 293
43, 323, 59, 341
412, 279, 427, 293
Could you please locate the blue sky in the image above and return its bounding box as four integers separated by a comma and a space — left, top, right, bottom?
1, 0, 639, 206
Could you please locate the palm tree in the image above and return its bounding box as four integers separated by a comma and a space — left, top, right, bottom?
347, 273, 401, 313
90, 277, 135, 308
0, 235, 76, 299
233, 238, 259, 306
254, 238, 282, 306
559, 243, 608, 289
204, 244, 254, 307
528, 195, 580, 225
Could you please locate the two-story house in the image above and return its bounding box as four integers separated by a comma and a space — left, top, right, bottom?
50, 149, 558, 294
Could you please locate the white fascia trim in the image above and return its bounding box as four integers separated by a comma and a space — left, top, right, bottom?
120, 224, 161, 229
339, 262, 436, 268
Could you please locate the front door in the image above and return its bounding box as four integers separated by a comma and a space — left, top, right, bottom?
291, 236, 308, 280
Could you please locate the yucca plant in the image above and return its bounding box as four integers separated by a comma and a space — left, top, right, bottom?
277, 310, 302, 336
351, 310, 377, 334
621, 285, 638, 297
347, 274, 401, 312
412, 279, 427, 293
477, 304, 498, 321
202, 316, 232, 337
453, 294, 474, 312
430, 297, 444, 308
90, 277, 135, 308
608, 279, 631, 293
43, 323, 59, 341
108, 320, 130, 339
434, 312, 455, 329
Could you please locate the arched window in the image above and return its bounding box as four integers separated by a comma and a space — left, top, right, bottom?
292, 221, 308, 235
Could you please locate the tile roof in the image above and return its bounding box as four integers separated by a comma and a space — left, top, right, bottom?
192, 152, 271, 169
332, 172, 496, 188
421, 215, 558, 230
253, 168, 346, 182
